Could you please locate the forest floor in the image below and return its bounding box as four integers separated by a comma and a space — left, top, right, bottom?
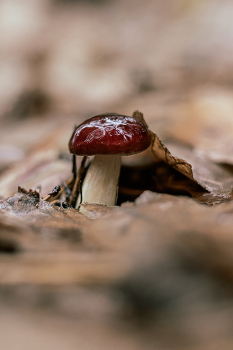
1, 1, 233, 349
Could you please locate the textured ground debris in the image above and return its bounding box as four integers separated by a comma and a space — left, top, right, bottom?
2, 187, 233, 285
2, 188, 233, 349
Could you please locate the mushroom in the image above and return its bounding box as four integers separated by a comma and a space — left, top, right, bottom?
68, 113, 151, 210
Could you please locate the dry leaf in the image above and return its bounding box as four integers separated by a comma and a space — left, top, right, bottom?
150, 128, 233, 204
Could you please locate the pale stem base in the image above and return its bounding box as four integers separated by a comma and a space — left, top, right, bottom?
79, 154, 121, 211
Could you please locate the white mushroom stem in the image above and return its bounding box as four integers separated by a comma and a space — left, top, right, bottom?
78, 154, 121, 211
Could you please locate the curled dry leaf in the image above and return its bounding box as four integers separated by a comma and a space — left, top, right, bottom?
148, 119, 233, 204
117, 111, 233, 205
133, 111, 194, 180
165, 141, 233, 203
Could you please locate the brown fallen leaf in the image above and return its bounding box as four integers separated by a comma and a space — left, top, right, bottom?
131, 109, 231, 204
112, 111, 232, 205
165, 141, 233, 202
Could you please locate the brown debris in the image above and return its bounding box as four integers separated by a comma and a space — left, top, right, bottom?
41, 184, 61, 201
132, 110, 149, 128
17, 186, 40, 199
148, 127, 233, 204
69, 156, 88, 207
0, 187, 40, 215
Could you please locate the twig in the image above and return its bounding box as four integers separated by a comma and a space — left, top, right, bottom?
63, 180, 72, 203
41, 185, 61, 201
69, 156, 87, 207
72, 154, 77, 181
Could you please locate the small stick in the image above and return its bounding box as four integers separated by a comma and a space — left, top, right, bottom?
69, 156, 87, 207
41, 185, 61, 201
72, 154, 77, 181
71, 125, 78, 181
50, 199, 71, 209
63, 181, 72, 203
50, 199, 60, 205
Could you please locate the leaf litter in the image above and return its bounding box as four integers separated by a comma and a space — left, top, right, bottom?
1, 1, 233, 347
0, 136, 232, 343
1, 109, 233, 295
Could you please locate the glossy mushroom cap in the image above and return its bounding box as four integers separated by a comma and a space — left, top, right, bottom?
69, 113, 151, 156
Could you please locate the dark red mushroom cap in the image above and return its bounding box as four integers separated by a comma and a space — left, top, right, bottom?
69, 113, 152, 156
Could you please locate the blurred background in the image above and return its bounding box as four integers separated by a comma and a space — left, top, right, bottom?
1, 0, 233, 349
1, 0, 233, 189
